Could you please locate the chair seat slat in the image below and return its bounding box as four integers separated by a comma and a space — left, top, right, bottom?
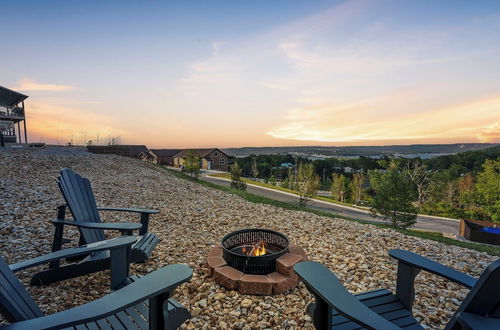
125, 305, 149, 329
103, 314, 126, 330
115, 310, 141, 329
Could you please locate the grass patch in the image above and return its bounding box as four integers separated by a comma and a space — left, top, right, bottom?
209, 173, 367, 209
209, 173, 298, 195
165, 168, 500, 256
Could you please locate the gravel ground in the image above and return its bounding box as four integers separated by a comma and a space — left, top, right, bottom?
0, 147, 496, 329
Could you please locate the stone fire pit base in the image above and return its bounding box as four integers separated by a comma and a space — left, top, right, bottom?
206, 245, 308, 295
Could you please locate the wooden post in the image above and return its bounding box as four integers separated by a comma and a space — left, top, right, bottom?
459, 219, 465, 237
17, 121, 21, 143
22, 100, 27, 143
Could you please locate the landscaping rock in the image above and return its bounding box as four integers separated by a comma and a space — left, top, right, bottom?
0, 147, 496, 329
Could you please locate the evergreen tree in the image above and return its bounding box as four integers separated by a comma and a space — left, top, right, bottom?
369, 168, 418, 229
230, 163, 247, 190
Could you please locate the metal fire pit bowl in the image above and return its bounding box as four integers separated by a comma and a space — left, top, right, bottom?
221, 228, 289, 275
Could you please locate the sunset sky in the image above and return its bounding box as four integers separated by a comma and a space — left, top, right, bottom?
1, 0, 499, 148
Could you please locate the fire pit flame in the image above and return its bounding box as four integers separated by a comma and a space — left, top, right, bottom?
242, 241, 267, 256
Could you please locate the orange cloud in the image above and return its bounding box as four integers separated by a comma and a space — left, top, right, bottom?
477, 122, 500, 143
268, 96, 500, 144
13, 79, 75, 92
26, 99, 125, 144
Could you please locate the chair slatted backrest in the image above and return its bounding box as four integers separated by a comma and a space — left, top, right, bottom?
58, 168, 106, 244
451, 259, 500, 326
0, 256, 44, 323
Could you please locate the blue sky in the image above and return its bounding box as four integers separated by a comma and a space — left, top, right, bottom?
1, 0, 499, 147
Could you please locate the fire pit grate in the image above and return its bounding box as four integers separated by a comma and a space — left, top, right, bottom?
221, 228, 289, 275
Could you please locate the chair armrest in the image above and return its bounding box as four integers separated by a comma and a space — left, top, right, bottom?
97, 207, 159, 214
9, 236, 136, 272
97, 207, 158, 236
2, 264, 193, 330
294, 261, 399, 330
51, 219, 142, 233
389, 249, 476, 288
456, 312, 500, 329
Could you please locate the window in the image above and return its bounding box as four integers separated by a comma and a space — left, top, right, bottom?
219, 158, 225, 165
214, 152, 219, 157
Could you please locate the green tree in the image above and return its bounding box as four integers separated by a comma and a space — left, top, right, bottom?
230, 162, 247, 190
426, 167, 459, 215
251, 157, 259, 179
350, 172, 365, 204
295, 163, 320, 206
268, 175, 276, 186
185, 150, 201, 179
475, 159, 500, 222
286, 167, 297, 190
369, 168, 418, 229
331, 174, 348, 202
457, 173, 475, 208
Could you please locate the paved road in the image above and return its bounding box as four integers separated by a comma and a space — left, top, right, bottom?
200, 174, 460, 236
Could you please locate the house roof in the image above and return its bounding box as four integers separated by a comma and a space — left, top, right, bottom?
174, 148, 227, 158
87, 145, 148, 157
0, 86, 28, 108
149, 149, 183, 157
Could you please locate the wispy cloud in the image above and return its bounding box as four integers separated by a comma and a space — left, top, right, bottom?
13, 79, 75, 92
211, 41, 228, 56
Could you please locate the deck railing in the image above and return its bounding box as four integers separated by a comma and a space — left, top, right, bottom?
0, 107, 25, 120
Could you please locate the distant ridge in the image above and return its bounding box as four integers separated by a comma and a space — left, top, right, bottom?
222, 143, 500, 158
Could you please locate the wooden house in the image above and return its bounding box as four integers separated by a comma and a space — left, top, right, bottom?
0, 86, 28, 144
173, 148, 230, 171
87, 145, 148, 158
138, 151, 155, 163
146, 149, 182, 165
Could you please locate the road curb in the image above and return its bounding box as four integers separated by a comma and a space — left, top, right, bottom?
205, 175, 461, 223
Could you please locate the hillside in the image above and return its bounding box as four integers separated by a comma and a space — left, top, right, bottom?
224, 143, 499, 158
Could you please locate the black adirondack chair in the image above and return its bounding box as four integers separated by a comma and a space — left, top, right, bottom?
294, 249, 500, 329
35, 168, 160, 286
0, 253, 192, 330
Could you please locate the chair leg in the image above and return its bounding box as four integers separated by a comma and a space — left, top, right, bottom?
139, 213, 150, 236
149, 292, 168, 329
308, 292, 331, 330
164, 298, 191, 330
395, 261, 421, 311
49, 222, 65, 269
110, 246, 131, 290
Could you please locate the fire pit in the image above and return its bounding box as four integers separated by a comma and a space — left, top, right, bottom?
222, 229, 289, 275
207, 229, 307, 295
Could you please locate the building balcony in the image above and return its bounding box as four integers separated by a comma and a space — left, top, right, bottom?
0, 107, 25, 122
